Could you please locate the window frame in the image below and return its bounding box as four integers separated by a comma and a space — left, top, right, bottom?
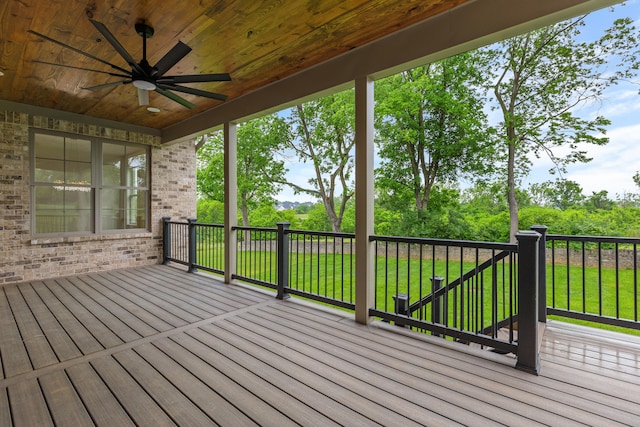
30, 129, 151, 236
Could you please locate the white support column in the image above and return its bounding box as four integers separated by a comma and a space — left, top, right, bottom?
354, 76, 375, 324
224, 122, 238, 284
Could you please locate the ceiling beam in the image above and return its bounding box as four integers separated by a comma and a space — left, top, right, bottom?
0, 100, 161, 137
161, 0, 620, 144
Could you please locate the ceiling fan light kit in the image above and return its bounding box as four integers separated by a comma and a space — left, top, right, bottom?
133, 79, 157, 91
28, 18, 230, 109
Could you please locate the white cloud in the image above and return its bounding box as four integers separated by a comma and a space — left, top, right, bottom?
527, 123, 640, 196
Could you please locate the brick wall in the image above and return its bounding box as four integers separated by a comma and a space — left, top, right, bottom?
0, 109, 196, 285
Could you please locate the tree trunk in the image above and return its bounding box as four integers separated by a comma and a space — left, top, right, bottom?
241, 193, 250, 244
507, 138, 518, 243
323, 197, 342, 232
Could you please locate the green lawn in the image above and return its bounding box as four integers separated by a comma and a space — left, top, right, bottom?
196, 245, 639, 335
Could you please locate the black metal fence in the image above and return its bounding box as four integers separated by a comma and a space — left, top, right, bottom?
545, 232, 640, 330
162, 218, 544, 371
368, 235, 520, 354
284, 227, 356, 310
231, 223, 357, 309
233, 225, 279, 288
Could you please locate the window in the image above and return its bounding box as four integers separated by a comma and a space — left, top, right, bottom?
32, 131, 149, 235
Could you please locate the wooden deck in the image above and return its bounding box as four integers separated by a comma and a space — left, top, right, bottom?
1, 265, 639, 426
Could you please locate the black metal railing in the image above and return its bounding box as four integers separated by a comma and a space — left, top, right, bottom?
231, 223, 356, 309
162, 217, 190, 267
193, 222, 225, 274
285, 227, 356, 310
545, 232, 640, 330
162, 218, 542, 373
368, 235, 520, 354
232, 225, 279, 289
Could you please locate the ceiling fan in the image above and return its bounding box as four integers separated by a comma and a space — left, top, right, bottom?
28, 19, 231, 109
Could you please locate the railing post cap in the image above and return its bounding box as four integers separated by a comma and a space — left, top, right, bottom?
188, 218, 197, 223
530, 224, 548, 232
276, 222, 291, 229
162, 216, 171, 221
515, 230, 541, 241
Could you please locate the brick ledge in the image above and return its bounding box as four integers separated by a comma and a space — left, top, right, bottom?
30, 232, 155, 246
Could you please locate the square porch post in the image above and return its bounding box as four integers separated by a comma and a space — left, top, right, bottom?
354, 76, 375, 324
516, 230, 541, 375
224, 122, 238, 284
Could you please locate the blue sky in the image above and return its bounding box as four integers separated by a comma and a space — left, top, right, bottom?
276, 1, 640, 203
524, 0, 640, 198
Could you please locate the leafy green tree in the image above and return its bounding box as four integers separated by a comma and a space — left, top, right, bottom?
248, 204, 301, 228
375, 53, 494, 220
196, 199, 224, 224
528, 179, 585, 210
460, 181, 509, 216
484, 13, 639, 241
584, 190, 614, 211
301, 203, 332, 231
279, 90, 356, 232
197, 114, 289, 228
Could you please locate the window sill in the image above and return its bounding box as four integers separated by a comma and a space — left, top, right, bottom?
30, 231, 153, 246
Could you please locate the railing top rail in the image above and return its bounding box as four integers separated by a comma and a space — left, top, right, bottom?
232, 225, 278, 232
164, 219, 188, 224
370, 234, 518, 251
547, 234, 640, 244
194, 222, 224, 228
286, 229, 356, 239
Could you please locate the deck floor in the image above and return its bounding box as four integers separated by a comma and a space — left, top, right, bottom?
1, 265, 639, 426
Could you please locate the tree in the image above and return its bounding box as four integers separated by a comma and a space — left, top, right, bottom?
584, 190, 614, 211
484, 13, 638, 241
375, 53, 493, 219
196, 199, 224, 224
528, 179, 585, 210
197, 114, 289, 228
279, 90, 356, 232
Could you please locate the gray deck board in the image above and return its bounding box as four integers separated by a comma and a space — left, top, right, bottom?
1, 265, 640, 426
162, 333, 302, 426
262, 303, 638, 425
65, 363, 135, 427
18, 283, 82, 362
58, 276, 144, 342
3, 285, 58, 369
90, 356, 177, 426
113, 349, 217, 426
7, 379, 53, 426
212, 319, 491, 425
0, 287, 32, 378
0, 387, 11, 427
30, 280, 105, 355
134, 341, 257, 427
38, 370, 94, 426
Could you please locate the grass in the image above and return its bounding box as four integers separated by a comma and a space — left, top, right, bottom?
195, 244, 639, 335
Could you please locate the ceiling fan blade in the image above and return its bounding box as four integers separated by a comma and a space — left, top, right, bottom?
153, 41, 192, 77
155, 87, 195, 109
28, 29, 130, 75
82, 80, 130, 91
89, 20, 145, 75
157, 73, 231, 84
32, 60, 131, 79
157, 83, 227, 101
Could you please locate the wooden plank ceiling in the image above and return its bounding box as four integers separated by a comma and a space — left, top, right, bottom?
0, 0, 468, 130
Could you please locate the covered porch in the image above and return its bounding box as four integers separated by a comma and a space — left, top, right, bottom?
1, 265, 638, 426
